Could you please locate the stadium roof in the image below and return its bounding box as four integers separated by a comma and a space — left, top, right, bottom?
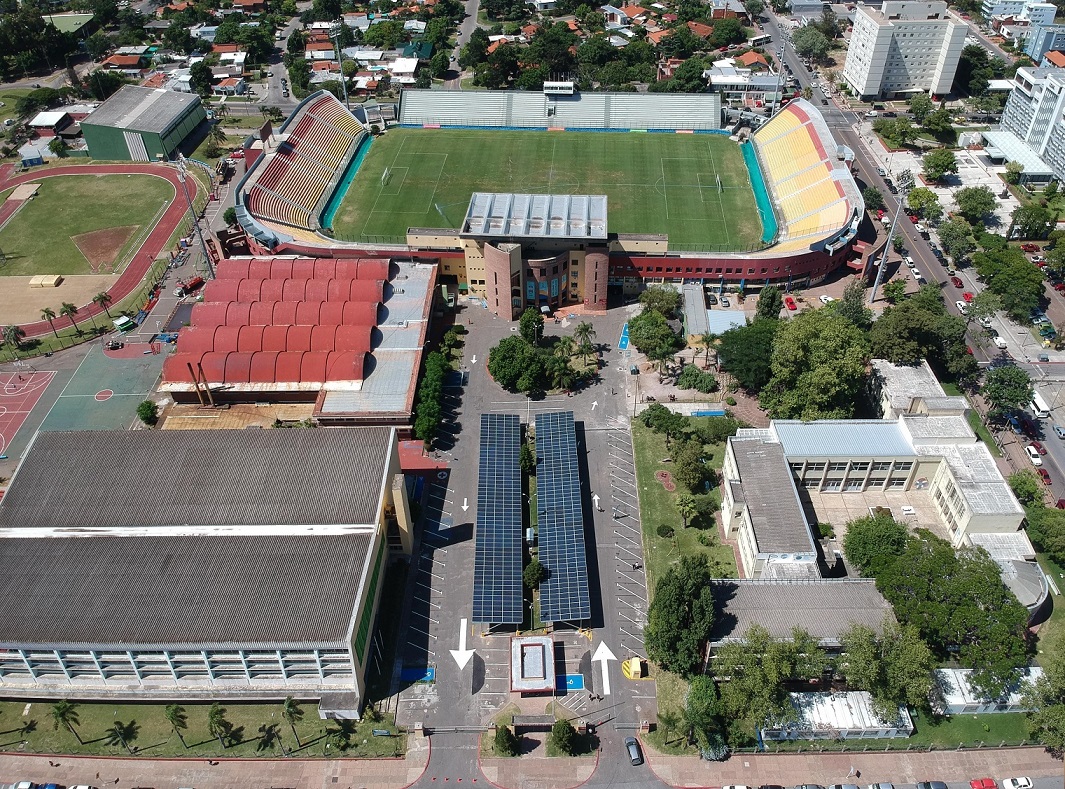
83, 85, 202, 134
0, 533, 371, 647
0, 428, 394, 531
44, 12, 94, 33
462, 193, 608, 240
708, 579, 894, 645
728, 439, 815, 555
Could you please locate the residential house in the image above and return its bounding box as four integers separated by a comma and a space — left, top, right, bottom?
602, 5, 628, 25
736, 50, 769, 70
687, 20, 715, 38
232, 0, 266, 12
213, 77, 247, 95
101, 54, 148, 74
1042, 50, 1065, 67
156, 1, 191, 16
657, 56, 686, 80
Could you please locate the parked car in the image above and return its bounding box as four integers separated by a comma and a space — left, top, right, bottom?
866, 110, 878, 117
971, 778, 998, 789
1033, 255, 1046, 263
1039, 468, 1052, 485
956, 300, 968, 314
876, 167, 886, 176
962, 291, 975, 303
706, 294, 718, 305
1021, 243, 1041, 252
1057, 499, 1065, 509
1026, 445, 1044, 466
721, 296, 731, 307
1023, 418, 1039, 438
1054, 423, 1065, 439
950, 276, 963, 287
905, 256, 916, 268
867, 784, 894, 789
916, 783, 948, 789
1031, 440, 1047, 455
993, 336, 1008, 349
785, 295, 798, 310
625, 737, 643, 766
819, 294, 835, 303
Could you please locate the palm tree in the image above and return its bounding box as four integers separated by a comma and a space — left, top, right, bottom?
207, 702, 229, 749
164, 704, 188, 748
657, 709, 681, 744
50, 699, 82, 744
281, 696, 303, 747
41, 307, 59, 338
698, 332, 717, 369
59, 302, 79, 334
3, 325, 25, 350
104, 720, 135, 754
554, 334, 575, 362
92, 291, 113, 318
574, 321, 596, 366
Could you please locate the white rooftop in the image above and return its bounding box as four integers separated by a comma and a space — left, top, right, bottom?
779, 691, 913, 735
462, 193, 608, 240
982, 130, 1055, 176
771, 420, 915, 457
29, 111, 68, 127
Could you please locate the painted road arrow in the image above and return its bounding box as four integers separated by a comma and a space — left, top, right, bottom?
471, 355, 477, 365
592, 641, 617, 696
592, 493, 601, 511
461, 497, 469, 512
450, 618, 476, 669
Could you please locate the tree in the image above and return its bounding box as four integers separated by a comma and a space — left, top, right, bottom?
974, 244, 1045, 321
281, 697, 303, 746
518, 307, 544, 345
574, 321, 596, 365
937, 217, 975, 263
40, 306, 58, 338
792, 26, 828, 61
85, 29, 112, 60
523, 559, 546, 588
832, 278, 871, 329
1021, 650, 1065, 753
59, 301, 80, 333
908, 92, 934, 123
907, 187, 942, 223
840, 620, 936, 720
549, 719, 577, 755
869, 295, 973, 381
862, 186, 885, 212
645, 555, 716, 675
137, 399, 159, 426
50, 700, 82, 744
207, 702, 229, 749
459, 27, 489, 68
3, 324, 25, 350
93, 290, 113, 318
222, 206, 238, 227
48, 136, 68, 158
954, 185, 997, 225
743, 0, 764, 16
164, 704, 188, 749
981, 365, 1033, 418
922, 108, 954, 137
639, 284, 681, 317
755, 285, 783, 320
413, 351, 449, 444
628, 309, 680, 356
519, 443, 536, 474
841, 513, 909, 576
494, 724, 519, 756
717, 319, 778, 391
922, 148, 958, 183
189, 60, 213, 96
675, 493, 698, 529
1008, 203, 1053, 241
488, 336, 534, 391
882, 279, 907, 304
760, 309, 869, 420
674, 438, 709, 492
1008, 469, 1043, 508
954, 43, 997, 97
1003, 160, 1024, 185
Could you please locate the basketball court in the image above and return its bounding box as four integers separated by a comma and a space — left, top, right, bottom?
0, 370, 55, 458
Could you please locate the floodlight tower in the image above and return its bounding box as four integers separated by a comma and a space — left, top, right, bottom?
176, 154, 215, 280
869, 168, 914, 304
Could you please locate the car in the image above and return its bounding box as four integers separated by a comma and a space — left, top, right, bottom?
883, 111, 897, 117
11, 783, 38, 789
721, 296, 731, 307
912, 270, 924, 282
866, 110, 878, 117
282, 90, 290, 97
876, 208, 885, 219
876, 167, 886, 176
867, 784, 894, 789
951, 276, 963, 287
1026, 445, 1044, 466
1031, 440, 1047, 455
1039, 467, 1052, 485
706, 294, 718, 305
956, 300, 969, 314
962, 291, 975, 302
785, 295, 798, 310
829, 785, 860, 789
916, 783, 948, 789
1033, 255, 1046, 263
910, 214, 919, 224
1055, 282, 1065, 292
724, 786, 754, 789
993, 336, 1008, 349
267, 70, 274, 77
819, 294, 835, 303
971, 779, 998, 789
625, 736, 643, 765
1022, 243, 1041, 252
1009, 415, 1025, 434
887, 182, 898, 194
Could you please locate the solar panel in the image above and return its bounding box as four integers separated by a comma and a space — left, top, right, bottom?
535, 411, 591, 622
472, 413, 524, 625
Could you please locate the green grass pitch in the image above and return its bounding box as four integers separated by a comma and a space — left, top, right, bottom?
329, 129, 763, 250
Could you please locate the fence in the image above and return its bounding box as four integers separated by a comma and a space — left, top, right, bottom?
730, 739, 1037, 754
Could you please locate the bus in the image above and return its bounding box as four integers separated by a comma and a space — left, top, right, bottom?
749, 34, 772, 47
1031, 391, 1051, 419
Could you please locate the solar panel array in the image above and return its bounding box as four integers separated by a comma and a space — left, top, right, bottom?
535, 411, 592, 622
472, 413, 524, 624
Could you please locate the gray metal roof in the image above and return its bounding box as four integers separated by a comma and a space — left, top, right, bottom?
772, 420, 914, 457
0, 428, 394, 530
83, 86, 202, 134
730, 439, 815, 555
709, 579, 894, 645
981, 130, 1055, 176
0, 533, 371, 647
461, 193, 607, 240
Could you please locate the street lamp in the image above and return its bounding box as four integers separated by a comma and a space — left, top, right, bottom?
330, 20, 351, 110
869, 168, 914, 304
175, 155, 215, 280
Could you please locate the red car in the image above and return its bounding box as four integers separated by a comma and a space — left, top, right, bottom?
1055, 282, 1065, 292
910, 214, 919, 223
1031, 440, 1048, 455
962, 291, 975, 303
877, 208, 885, 219
1056, 499, 1065, 509
1023, 419, 1039, 439
950, 276, 963, 288
784, 296, 798, 311
1022, 243, 1041, 253
971, 780, 997, 789
1039, 468, 1052, 485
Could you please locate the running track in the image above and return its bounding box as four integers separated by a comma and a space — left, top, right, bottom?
0, 162, 197, 339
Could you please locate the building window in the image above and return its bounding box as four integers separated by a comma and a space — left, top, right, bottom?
828, 462, 848, 472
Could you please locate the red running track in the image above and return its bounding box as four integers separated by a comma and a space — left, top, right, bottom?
0, 163, 197, 339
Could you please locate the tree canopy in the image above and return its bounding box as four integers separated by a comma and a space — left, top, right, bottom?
840, 620, 936, 720
953, 186, 998, 225
972, 244, 1045, 321
922, 149, 958, 183
755, 285, 783, 320
907, 187, 943, 223
645, 554, 717, 675
841, 513, 909, 576
718, 319, 778, 392
792, 26, 829, 61
640, 284, 681, 317
981, 365, 1034, 418
937, 218, 975, 263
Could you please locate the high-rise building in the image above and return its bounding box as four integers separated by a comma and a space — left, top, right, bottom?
999, 66, 1065, 180
842, 1, 967, 101
1025, 22, 1065, 61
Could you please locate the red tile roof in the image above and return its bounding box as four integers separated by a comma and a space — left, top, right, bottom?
687, 20, 714, 38
1046, 50, 1065, 67
102, 54, 144, 67
647, 28, 672, 43
736, 50, 768, 67
621, 4, 647, 17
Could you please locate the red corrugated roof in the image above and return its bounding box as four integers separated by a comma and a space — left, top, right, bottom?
301, 353, 328, 381
275, 352, 304, 382
250, 352, 279, 382
261, 279, 285, 301
263, 325, 290, 351
237, 325, 264, 352
273, 302, 298, 325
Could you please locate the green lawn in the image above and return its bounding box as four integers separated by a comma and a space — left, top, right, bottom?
631, 420, 737, 592
0, 174, 173, 277
330, 129, 761, 250
1034, 551, 1065, 662
0, 700, 405, 758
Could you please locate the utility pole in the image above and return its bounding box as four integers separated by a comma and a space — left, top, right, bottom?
330, 20, 351, 110
175, 155, 215, 280
869, 168, 914, 304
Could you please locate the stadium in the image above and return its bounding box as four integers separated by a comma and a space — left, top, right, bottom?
230, 88, 863, 320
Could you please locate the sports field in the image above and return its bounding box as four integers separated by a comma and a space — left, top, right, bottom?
330, 129, 763, 250
0, 174, 173, 277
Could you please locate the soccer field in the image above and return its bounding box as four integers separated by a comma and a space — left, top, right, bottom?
329, 129, 764, 251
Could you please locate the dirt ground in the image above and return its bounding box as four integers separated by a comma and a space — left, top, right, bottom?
0, 274, 119, 324
70, 225, 137, 273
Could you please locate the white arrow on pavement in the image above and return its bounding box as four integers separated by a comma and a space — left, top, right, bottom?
471, 355, 477, 365
461, 497, 469, 512
450, 618, 476, 669
592, 493, 601, 511
592, 641, 617, 696
591, 401, 598, 410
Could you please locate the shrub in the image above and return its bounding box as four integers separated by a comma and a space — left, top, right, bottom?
677, 365, 718, 393
523, 559, 546, 588
657, 524, 675, 538
549, 719, 577, 755
137, 400, 159, 426
494, 725, 519, 756
725, 396, 737, 406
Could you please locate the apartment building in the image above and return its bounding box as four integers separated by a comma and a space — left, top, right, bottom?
1025, 22, 1065, 61
999, 65, 1065, 180
982, 0, 1056, 23
842, 1, 967, 100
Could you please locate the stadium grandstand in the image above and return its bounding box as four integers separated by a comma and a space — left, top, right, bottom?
159, 256, 437, 425
750, 100, 863, 255
237, 91, 368, 247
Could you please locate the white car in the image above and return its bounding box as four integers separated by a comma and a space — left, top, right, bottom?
1026, 445, 1044, 466
905, 256, 916, 268
1002, 779, 1033, 789
993, 336, 1008, 349
819, 294, 835, 303
866, 110, 879, 118
956, 300, 969, 314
